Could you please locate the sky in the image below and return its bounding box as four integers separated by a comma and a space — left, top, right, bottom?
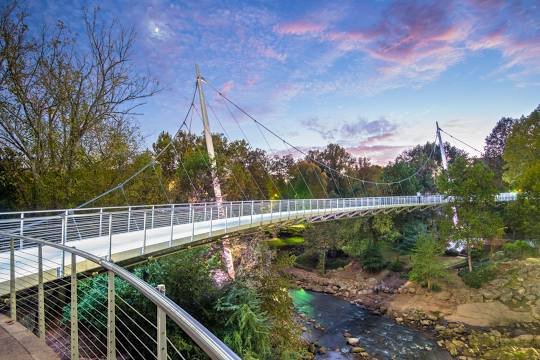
27, 0, 540, 164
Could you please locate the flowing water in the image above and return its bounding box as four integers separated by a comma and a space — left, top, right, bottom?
291, 289, 451, 360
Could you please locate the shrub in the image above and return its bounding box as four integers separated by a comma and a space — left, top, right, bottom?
389, 257, 404, 272
408, 233, 447, 290
295, 253, 318, 269
460, 262, 498, 288
502, 240, 537, 259
360, 241, 386, 272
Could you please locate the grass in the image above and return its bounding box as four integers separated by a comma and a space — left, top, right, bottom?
265, 236, 305, 248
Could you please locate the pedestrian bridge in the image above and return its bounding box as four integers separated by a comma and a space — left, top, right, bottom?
0, 193, 516, 295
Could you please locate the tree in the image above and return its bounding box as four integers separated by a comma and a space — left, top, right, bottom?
216, 286, 271, 360
303, 222, 343, 274
484, 117, 515, 190
503, 107, 540, 241
289, 160, 328, 199
437, 157, 503, 271
409, 232, 447, 290
309, 144, 355, 196
0, 3, 158, 208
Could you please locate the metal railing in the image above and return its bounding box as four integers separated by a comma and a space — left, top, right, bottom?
0, 193, 517, 254
0, 232, 240, 360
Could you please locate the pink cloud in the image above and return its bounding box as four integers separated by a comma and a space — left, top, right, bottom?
257, 45, 287, 62
274, 21, 326, 35
220, 80, 235, 95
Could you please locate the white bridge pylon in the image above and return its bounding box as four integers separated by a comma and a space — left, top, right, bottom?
0, 193, 516, 295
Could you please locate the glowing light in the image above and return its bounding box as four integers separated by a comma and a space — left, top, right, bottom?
154, 26, 160, 33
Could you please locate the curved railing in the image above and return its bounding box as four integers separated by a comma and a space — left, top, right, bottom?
0, 232, 240, 360
0, 194, 517, 265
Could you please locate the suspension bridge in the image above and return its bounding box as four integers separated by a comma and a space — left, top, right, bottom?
0, 66, 518, 360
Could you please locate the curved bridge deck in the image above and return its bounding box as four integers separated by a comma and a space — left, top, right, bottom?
0, 193, 516, 295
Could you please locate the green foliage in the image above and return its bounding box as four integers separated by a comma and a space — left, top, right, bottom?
409, 233, 447, 290
389, 257, 404, 272
397, 219, 427, 253
502, 240, 538, 259
503, 107, 540, 241
437, 156, 503, 271
360, 241, 386, 272
216, 286, 271, 359
460, 262, 498, 288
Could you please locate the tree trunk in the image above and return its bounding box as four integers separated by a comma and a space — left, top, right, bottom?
319, 250, 326, 275
467, 241, 473, 272
221, 238, 235, 280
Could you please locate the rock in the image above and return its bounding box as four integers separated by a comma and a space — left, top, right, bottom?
445, 340, 458, 356
435, 325, 446, 332
343, 332, 352, 338
446, 301, 534, 327
408, 287, 416, 294
346, 337, 360, 346
420, 320, 431, 326
513, 334, 534, 342
499, 292, 513, 303
351, 347, 364, 353
395, 317, 404, 323
318, 346, 326, 354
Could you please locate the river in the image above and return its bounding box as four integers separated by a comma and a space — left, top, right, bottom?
291, 289, 451, 360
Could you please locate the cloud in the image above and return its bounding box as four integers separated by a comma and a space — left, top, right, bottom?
301, 116, 399, 145
340, 118, 398, 140
274, 21, 326, 35
220, 80, 235, 95
301, 117, 336, 140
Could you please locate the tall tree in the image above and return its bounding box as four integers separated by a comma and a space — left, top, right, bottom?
503, 107, 540, 241
484, 117, 515, 190
0, 3, 158, 208
437, 157, 503, 271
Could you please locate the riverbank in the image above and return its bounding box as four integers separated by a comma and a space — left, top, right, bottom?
287, 258, 540, 359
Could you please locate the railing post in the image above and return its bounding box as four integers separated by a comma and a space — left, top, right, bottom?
225, 206, 228, 233
204, 203, 207, 221
151, 205, 155, 229
209, 208, 213, 236
156, 285, 167, 360
239, 202, 243, 227
191, 207, 195, 241
99, 208, 103, 237
127, 206, 132, 232
142, 211, 147, 255
169, 205, 175, 246
251, 201, 254, 224
19, 212, 24, 249
270, 201, 273, 223
108, 213, 113, 261
9, 238, 16, 321
107, 270, 116, 360
38, 244, 45, 340
71, 253, 79, 360
278, 200, 282, 220
61, 210, 68, 277
287, 200, 291, 220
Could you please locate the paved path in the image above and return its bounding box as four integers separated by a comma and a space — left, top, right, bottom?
0, 315, 58, 360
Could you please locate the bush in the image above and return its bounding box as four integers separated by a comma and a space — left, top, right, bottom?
408, 233, 446, 290
295, 253, 318, 269
389, 257, 404, 272
460, 263, 498, 288
360, 242, 386, 272
502, 240, 537, 259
